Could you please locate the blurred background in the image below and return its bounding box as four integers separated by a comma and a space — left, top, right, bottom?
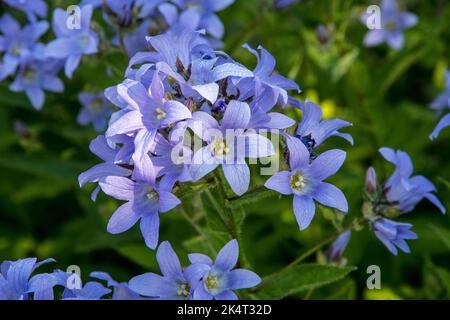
0, 0, 449, 299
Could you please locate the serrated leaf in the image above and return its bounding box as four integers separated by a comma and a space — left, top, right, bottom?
256, 264, 356, 299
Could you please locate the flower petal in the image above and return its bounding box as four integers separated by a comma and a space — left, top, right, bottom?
293, 195, 316, 230
215, 239, 238, 272
107, 202, 140, 234
228, 269, 261, 290
264, 171, 292, 195
312, 182, 348, 212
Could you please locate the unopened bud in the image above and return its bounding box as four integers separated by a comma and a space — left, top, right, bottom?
365, 167, 378, 194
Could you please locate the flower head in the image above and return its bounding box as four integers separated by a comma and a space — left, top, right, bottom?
265, 135, 348, 230
99, 166, 181, 249
52, 270, 111, 300
362, 0, 417, 50
129, 241, 201, 299
45, 5, 99, 78
294, 99, 353, 151
379, 147, 446, 215
4, 0, 47, 22
78, 92, 115, 131
371, 218, 417, 255
0, 258, 56, 300
0, 14, 48, 80
188, 239, 261, 300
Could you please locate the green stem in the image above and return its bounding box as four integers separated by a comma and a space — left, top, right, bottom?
178, 206, 216, 255
214, 172, 250, 268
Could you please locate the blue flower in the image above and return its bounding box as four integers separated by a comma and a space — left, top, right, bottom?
52, 270, 111, 300
78, 92, 115, 131
3, 0, 47, 22
240, 44, 300, 106
90, 272, 143, 300
371, 218, 417, 255
9, 59, 64, 110
188, 239, 261, 300
0, 14, 48, 80
362, 0, 417, 50
327, 230, 351, 263
429, 70, 450, 140
78, 135, 133, 201
98, 168, 181, 249
188, 100, 275, 196
45, 5, 99, 78
0, 258, 57, 300
294, 99, 353, 151
129, 241, 204, 299
379, 147, 446, 215
105, 71, 192, 172
265, 135, 348, 230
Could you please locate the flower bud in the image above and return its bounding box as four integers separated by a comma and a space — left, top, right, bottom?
365, 167, 378, 194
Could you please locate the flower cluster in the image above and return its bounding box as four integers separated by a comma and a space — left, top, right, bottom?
130, 239, 260, 300
0, 240, 260, 300
362, 148, 445, 255
79, 25, 354, 249
0, 0, 233, 116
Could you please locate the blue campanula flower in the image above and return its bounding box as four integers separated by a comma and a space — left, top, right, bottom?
361, 0, 417, 50
371, 218, 417, 255
188, 100, 275, 196
98, 166, 181, 249
240, 44, 300, 106
0, 14, 48, 80
265, 135, 348, 230
129, 241, 203, 300
90, 272, 143, 300
429, 70, 450, 139
45, 5, 99, 78
294, 99, 353, 151
0, 258, 57, 300
52, 270, 111, 300
105, 71, 192, 171
149, 0, 235, 42
78, 92, 115, 131
3, 0, 48, 22
379, 147, 446, 215
327, 230, 351, 263
9, 59, 64, 110
78, 135, 132, 201
188, 239, 261, 300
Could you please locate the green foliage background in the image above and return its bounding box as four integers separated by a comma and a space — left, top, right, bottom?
0, 0, 449, 299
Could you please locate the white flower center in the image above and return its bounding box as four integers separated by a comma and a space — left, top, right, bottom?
290, 173, 307, 192
156, 108, 166, 120
177, 283, 190, 297
212, 139, 230, 157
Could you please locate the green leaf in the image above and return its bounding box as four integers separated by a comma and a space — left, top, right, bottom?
227, 187, 277, 209
429, 224, 450, 250
256, 264, 356, 299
